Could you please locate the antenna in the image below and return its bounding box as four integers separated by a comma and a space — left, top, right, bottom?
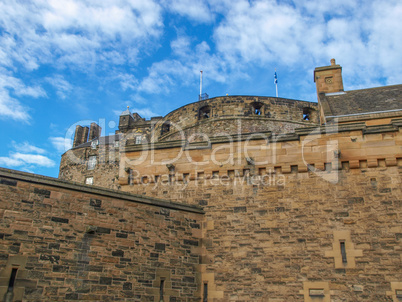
200, 70, 203, 101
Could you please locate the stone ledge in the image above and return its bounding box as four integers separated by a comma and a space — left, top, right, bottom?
124, 119, 402, 152
0, 167, 204, 214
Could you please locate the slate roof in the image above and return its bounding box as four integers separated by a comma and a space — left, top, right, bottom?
321, 84, 402, 117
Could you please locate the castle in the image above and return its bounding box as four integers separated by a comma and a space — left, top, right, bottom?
0, 59, 401, 301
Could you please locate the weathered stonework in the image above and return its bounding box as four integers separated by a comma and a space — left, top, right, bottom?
0, 169, 204, 301
3, 60, 402, 301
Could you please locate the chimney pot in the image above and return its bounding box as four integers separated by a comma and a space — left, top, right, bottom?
331, 58, 336, 66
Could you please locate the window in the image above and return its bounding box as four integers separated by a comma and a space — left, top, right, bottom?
251, 102, 263, 115
203, 283, 208, 302
91, 140, 98, 149
135, 136, 142, 144
85, 177, 94, 185
183, 173, 189, 184
198, 106, 211, 119
4, 267, 18, 299
114, 141, 119, 148
161, 122, 170, 135
160, 279, 165, 301
87, 156, 96, 170
309, 289, 325, 297
340, 241, 347, 263
303, 107, 315, 121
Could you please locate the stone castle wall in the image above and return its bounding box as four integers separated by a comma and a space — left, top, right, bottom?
117, 119, 402, 301
59, 144, 120, 190
153, 96, 319, 142
0, 169, 204, 301
159, 117, 311, 142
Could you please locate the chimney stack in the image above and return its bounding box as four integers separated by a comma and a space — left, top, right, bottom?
314, 58, 344, 96
73, 125, 89, 148
88, 122, 102, 141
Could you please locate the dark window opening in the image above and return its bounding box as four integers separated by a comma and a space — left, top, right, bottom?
4, 267, 18, 301
340, 241, 347, 263
8, 268, 18, 291
159, 279, 165, 302
199, 106, 211, 119
203, 283, 208, 302
252, 102, 263, 115
161, 122, 170, 135
303, 107, 313, 121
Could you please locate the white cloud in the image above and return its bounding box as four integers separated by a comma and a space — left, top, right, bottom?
203, 0, 402, 89
0, 70, 46, 121
11, 153, 55, 167
12, 141, 47, 154
0, 153, 55, 168
0, 140, 56, 169
45, 75, 73, 99
0, 0, 163, 121
50, 137, 73, 154
0, 0, 163, 70
161, 0, 214, 22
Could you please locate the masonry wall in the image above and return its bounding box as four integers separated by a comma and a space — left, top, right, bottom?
153, 96, 319, 142
0, 169, 204, 302
119, 120, 402, 301
59, 144, 120, 190
159, 118, 311, 142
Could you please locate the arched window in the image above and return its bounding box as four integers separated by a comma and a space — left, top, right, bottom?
161, 121, 170, 135
198, 106, 211, 119
251, 102, 263, 115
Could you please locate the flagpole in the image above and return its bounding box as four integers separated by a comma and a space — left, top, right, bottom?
200, 70, 203, 100
274, 69, 278, 97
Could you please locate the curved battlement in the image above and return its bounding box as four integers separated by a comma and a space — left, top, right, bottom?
152, 95, 319, 141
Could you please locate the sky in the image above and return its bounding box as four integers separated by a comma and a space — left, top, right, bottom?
0, 0, 401, 178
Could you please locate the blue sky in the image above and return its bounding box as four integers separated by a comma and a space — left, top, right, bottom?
0, 0, 401, 178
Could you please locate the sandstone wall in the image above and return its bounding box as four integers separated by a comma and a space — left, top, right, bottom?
59, 144, 120, 190
0, 169, 204, 302
152, 96, 319, 142
118, 119, 402, 301
159, 117, 311, 142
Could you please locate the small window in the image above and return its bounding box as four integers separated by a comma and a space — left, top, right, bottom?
203, 283, 208, 302
309, 289, 325, 297
198, 106, 211, 119
251, 102, 263, 115
85, 177, 94, 185
135, 136, 142, 144
91, 140, 98, 149
340, 241, 347, 263
114, 141, 119, 148
87, 156, 96, 170
160, 279, 165, 301
303, 107, 313, 121
161, 122, 170, 135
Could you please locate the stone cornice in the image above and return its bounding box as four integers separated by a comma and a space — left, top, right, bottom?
123, 119, 402, 152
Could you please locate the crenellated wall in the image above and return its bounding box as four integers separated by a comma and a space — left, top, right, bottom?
152, 96, 319, 142
115, 118, 402, 301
